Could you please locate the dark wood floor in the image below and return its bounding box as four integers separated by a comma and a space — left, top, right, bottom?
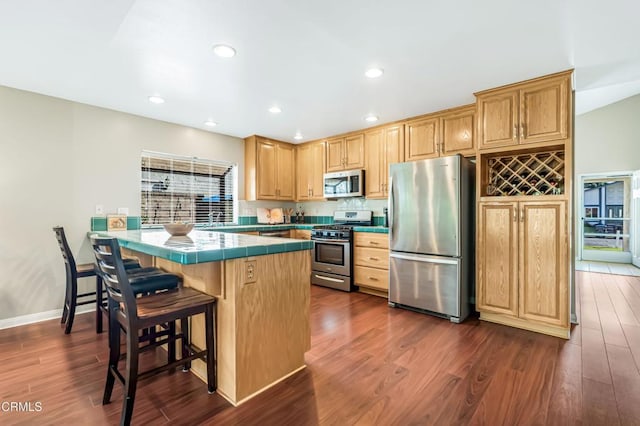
2, 271, 640, 425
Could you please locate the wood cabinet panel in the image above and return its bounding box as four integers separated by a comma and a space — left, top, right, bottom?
245, 136, 296, 201
296, 141, 325, 201
518, 201, 568, 327
477, 202, 519, 316
520, 78, 568, 144
478, 92, 519, 150
354, 246, 389, 270
364, 129, 384, 198
405, 117, 439, 161
309, 141, 325, 199
276, 143, 295, 200
442, 107, 475, 155
256, 140, 278, 199
354, 265, 388, 291
354, 232, 389, 249
477, 70, 571, 150
326, 137, 344, 172
345, 134, 364, 169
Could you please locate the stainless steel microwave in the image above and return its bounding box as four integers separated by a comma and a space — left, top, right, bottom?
323, 169, 365, 198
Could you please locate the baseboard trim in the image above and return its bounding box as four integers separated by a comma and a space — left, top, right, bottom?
480, 312, 570, 339
0, 305, 95, 331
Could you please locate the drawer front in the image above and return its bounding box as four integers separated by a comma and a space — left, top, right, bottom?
355, 265, 389, 291
354, 232, 389, 249
354, 247, 389, 269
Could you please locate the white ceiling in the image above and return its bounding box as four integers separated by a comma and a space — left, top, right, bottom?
1, 0, 639, 143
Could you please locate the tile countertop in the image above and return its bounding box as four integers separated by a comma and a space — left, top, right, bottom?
197, 224, 389, 234
88, 229, 314, 265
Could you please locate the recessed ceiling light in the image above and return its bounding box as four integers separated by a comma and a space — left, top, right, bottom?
212, 44, 236, 58
148, 95, 165, 104
365, 115, 379, 123
294, 133, 303, 140
365, 68, 384, 78
204, 120, 217, 127
268, 106, 282, 114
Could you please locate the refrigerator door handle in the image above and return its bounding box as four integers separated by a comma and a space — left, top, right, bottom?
388, 176, 394, 230
390, 252, 459, 265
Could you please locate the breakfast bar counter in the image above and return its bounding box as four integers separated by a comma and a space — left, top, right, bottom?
91, 229, 312, 406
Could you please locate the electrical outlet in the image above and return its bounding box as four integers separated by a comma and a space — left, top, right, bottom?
244, 260, 257, 284
95, 204, 104, 215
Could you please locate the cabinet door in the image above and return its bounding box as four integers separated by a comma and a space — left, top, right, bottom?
477, 202, 519, 316
256, 139, 277, 199
384, 124, 404, 196
518, 201, 568, 327
519, 77, 569, 145
405, 117, 439, 161
364, 129, 385, 198
295, 144, 311, 201
326, 137, 344, 172
344, 134, 364, 170
442, 108, 475, 155
276, 143, 295, 200
309, 141, 326, 200
477, 91, 519, 150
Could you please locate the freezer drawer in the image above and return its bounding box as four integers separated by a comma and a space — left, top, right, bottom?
389, 252, 466, 321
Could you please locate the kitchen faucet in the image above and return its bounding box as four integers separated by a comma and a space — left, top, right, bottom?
208, 212, 223, 226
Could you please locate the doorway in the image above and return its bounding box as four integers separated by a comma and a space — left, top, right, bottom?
579, 174, 632, 263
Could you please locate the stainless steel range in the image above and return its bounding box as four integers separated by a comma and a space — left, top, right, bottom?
311, 210, 372, 292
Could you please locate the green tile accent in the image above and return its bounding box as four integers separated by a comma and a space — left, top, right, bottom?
127, 216, 141, 230
238, 216, 258, 225
223, 247, 248, 259
373, 216, 385, 226
91, 217, 107, 231
246, 245, 268, 256
266, 243, 287, 254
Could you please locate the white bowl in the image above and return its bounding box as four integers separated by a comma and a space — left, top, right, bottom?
163, 223, 194, 236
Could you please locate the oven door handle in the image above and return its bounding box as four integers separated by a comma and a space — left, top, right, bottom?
313, 274, 345, 283
311, 238, 350, 243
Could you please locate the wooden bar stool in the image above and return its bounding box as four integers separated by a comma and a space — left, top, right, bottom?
54, 226, 180, 334
91, 236, 217, 426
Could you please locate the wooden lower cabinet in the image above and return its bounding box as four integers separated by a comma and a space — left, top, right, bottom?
354, 232, 389, 297
477, 200, 569, 338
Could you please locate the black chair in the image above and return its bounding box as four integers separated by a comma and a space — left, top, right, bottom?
91, 236, 216, 426
54, 226, 180, 334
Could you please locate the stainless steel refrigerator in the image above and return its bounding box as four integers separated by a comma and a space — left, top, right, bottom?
388, 155, 475, 323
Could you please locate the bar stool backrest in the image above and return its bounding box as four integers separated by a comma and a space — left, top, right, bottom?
53, 226, 78, 284
90, 236, 138, 325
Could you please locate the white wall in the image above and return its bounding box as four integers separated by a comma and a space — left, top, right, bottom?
575, 94, 640, 176
0, 85, 244, 321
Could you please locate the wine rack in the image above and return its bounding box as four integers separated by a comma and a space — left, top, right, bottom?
484, 150, 565, 197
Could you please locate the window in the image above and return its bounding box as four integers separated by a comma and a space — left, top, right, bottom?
141, 151, 237, 226
585, 207, 599, 218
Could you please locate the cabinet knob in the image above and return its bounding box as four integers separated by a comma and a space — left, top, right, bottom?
520, 208, 524, 222
513, 125, 518, 140
520, 124, 525, 139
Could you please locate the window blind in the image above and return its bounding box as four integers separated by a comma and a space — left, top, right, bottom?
141, 151, 237, 226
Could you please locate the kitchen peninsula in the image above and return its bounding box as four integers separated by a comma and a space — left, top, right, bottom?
91, 229, 313, 406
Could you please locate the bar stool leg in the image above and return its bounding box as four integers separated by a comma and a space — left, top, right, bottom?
167, 321, 176, 364
122, 329, 140, 426
205, 304, 216, 393
103, 301, 120, 405
180, 318, 190, 372
64, 273, 78, 335
95, 275, 104, 334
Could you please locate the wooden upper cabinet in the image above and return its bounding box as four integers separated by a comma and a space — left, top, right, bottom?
404, 105, 474, 162
477, 70, 571, 150
519, 77, 569, 144
244, 135, 295, 201
296, 140, 325, 201
364, 129, 384, 198
365, 124, 404, 198
405, 117, 439, 161
441, 105, 476, 156
326, 134, 364, 172
256, 139, 278, 199
276, 143, 295, 200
